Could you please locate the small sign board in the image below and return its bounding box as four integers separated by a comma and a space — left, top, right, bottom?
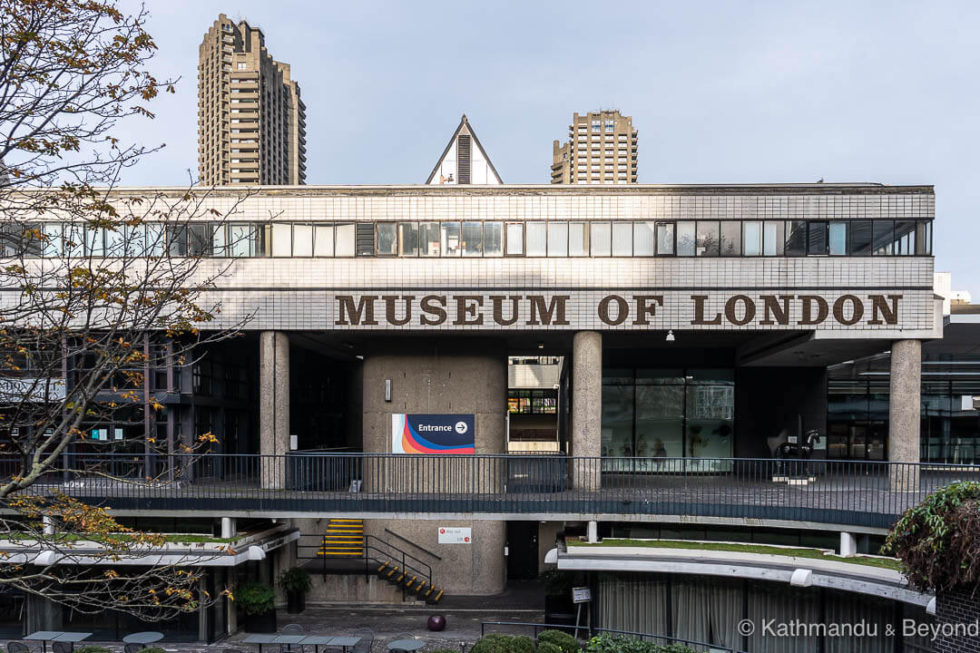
572, 587, 592, 603
438, 527, 472, 544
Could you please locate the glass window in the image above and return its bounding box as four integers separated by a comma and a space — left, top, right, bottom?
398, 223, 418, 256
696, 221, 719, 257
145, 224, 164, 256
484, 222, 502, 256
676, 222, 695, 256
314, 225, 334, 256
188, 224, 210, 256
166, 226, 187, 256
526, 222, 546, 256
61, 224, 83, 258
569, 222, 589, 256
547, 222, 568, 256
828, 222, 848, 255
720, 222, 740, 256
807, 221, 828, 255
612, 223, 632, 256
872, 220, 894, 256
461, 222, 483, 256
505, 222, 524, 255
894, 221, 916, 255
293, 224, 313, 256
656, 222, 674, 255
42, 223, 63, 257
441, 222, 461, 256
103, 226, 125, 256
743, 221, 762, 256
211, 223, 227, 257
228, 224, 257, 257
85, 226, 104, 256
849, 220, 873, 255
271, 224, 291, 256
763, 221, 784, 256
785, 220, 806, 256
376, 223, 397, 256
334, 223, 355, 256
633, 222, 655, 256
915, 221, 932, 255
590, 222, 611, 256
419, 222, 440, 256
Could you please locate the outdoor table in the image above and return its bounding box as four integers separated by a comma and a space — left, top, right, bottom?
25, 632, 92, 653
386, 640, 424, 653
244, 634, 306, 653
296, 636, 334, 653
122, 632, 164, 645
322, 637, 360, 653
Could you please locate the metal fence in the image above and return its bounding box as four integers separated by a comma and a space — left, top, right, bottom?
7, 452, 980, 528
480, 620, 747, 653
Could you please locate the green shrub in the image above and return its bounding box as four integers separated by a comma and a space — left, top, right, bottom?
140, 648, 167, 653
470, 634, 515, 653
511, 635, 534, 653
76, 647, 112, 653
279, 566, 312, 593
470, 634, 537, 653
883, 481, 980, 593
430, 650, 461, 653
235, 581, 276, 615
585, 634, 696, 653
538, 643, 562, 653
537, 630, 581, 653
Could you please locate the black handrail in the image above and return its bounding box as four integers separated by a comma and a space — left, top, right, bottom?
480, 620, 745, 653
383, 528, 443, 561
364, 534, 432, 589
10, 452, 979, 531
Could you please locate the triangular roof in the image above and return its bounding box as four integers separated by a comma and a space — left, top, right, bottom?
425, 114, 503, 185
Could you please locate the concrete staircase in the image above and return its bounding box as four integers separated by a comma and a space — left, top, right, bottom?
317, 518, 365, 558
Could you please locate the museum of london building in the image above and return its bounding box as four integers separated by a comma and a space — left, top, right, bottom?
6, 176, 966, 652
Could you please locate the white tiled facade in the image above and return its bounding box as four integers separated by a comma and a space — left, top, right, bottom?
112, 183, 937, 338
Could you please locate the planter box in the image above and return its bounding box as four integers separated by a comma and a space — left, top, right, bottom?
286, 590, 306, 614
244, 610, 278, 633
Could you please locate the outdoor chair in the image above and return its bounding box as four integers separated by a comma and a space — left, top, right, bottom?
51, 643, 72, 653
352, 628, 374, 653
7, 642, 30, 653
124, 644, 146, 653
280, 624, 305, 653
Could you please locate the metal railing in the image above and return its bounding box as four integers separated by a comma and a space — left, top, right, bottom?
6, 452, 979, 529
480, 621, 746, 653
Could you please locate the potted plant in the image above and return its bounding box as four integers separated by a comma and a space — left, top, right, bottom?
279, 566, 312, 614
236, 581, 277, 632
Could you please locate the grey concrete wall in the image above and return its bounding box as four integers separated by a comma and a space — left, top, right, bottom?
259, 331, 290, 488
369, 519, 506, 596
361, 338, 507, 455
360, 339, 508, 596
889, 339, 922, 490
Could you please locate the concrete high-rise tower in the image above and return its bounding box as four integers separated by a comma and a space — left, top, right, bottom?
551, 110, 637, 184
198, 14, 307, 186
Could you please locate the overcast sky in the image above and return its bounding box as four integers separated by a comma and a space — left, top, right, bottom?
119, 0, 980, 296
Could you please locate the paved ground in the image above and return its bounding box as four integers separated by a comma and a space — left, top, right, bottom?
3, 583, 554, 653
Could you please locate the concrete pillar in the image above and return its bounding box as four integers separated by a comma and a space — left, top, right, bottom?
888, 339, 921, 492
260, 331, 290, 489
220, 517, 236, 539
572, 331, 602, 490
839, 532, 857, 557
587, 521, 598, 543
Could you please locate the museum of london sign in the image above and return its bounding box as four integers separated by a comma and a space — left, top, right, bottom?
332, 292, 906, 329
